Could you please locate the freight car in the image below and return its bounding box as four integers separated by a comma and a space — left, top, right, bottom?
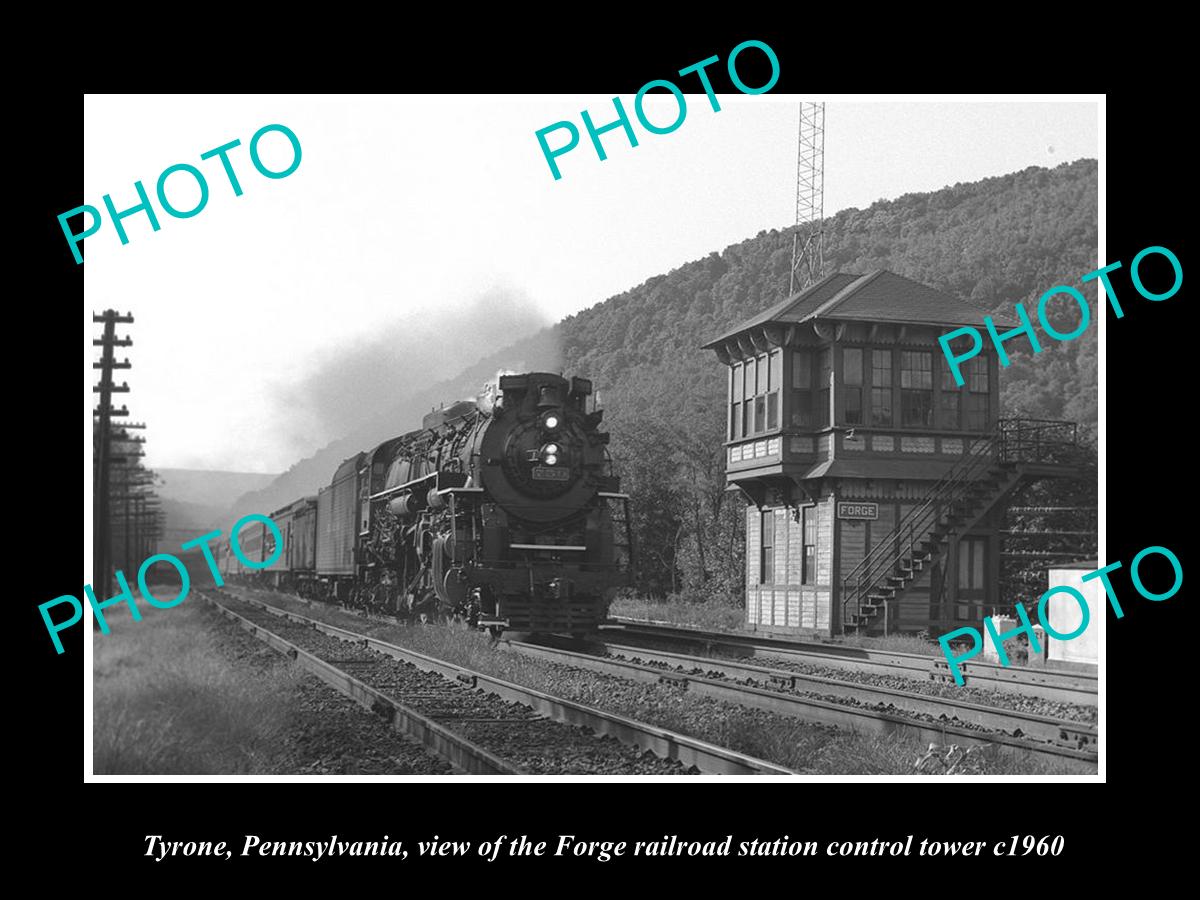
263, 496, 318, 590
226, 372, 632, 637
219, 514, 271, 580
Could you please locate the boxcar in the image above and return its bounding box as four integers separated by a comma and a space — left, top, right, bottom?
315, 453, 365, 600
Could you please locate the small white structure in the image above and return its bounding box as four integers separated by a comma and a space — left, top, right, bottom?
981, 615, 1045, 666
1044, 561, 1099, 666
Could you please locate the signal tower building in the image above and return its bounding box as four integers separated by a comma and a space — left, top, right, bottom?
704, 271, 1086, 637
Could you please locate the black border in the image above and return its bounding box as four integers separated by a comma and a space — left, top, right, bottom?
26, 26, 1190, 880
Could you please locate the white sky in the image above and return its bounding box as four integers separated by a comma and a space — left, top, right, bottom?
83, 95, 1099, 473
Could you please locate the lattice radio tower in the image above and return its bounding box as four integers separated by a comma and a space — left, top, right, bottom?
788, 102, 826, 296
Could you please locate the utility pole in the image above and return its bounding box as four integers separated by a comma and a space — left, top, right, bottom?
110, 465, 154, 568
116, 462, 147, 574
788, 102, 827, 296
92, 311, 133, 599
111, 427, 146, 574
111, 422, 148, 574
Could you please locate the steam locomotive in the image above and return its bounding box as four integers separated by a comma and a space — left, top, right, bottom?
221, 372, 633, 636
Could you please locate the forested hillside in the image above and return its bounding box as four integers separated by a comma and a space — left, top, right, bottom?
235, 160, 1098, 603
561, 159, 1098, 598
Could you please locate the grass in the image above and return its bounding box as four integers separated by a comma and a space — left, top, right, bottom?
836, 632, 942, 656
611, 595, 944, 656
243, 588, 1093, 776
609, 595, 746, 631
93, 597, 300, 774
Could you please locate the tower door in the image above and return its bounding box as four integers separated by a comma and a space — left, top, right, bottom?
955, 536, 987, 622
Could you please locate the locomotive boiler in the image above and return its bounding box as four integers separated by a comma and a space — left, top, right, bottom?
294, 372, 632, 637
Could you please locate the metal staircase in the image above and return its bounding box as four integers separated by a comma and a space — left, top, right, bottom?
840, 419, 1087, 634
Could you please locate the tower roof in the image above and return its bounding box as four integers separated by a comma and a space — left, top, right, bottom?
703, 270, 1009, 349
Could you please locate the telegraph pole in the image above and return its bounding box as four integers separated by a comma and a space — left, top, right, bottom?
92, 311, 133, 598
110, 425, 146, 574
110, 464, 153, 574
111, 422, 148, 574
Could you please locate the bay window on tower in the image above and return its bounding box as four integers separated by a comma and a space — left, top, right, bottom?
754, 354, 767, 432
733, 349, 783, 440
767, 350, 782, 430
729, 362, 741, 439
743, 359, 753, 437
791, 349, 813, 428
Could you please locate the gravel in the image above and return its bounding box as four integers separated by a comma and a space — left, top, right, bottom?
604, 650, 1074, 738
610, 635, 1097, 725
200, 603, 454, 775
754, 653, 1094, 724
222, 587, 1096, 775
212, 594, 692, 776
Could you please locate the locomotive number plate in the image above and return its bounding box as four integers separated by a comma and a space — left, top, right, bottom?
532, 466, 570, 481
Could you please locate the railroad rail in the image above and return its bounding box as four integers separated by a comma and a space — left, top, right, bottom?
204, 592, 517, 774
203, 591, 796, 776
508, 637, 1096, 766
604, 618, 1098, 707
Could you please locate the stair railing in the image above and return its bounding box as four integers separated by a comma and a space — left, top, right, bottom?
996, 418, 1079, 464
840, 429, 999, 628
839, 417, 1081, 629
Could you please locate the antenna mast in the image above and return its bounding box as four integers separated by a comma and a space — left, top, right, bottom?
788, 102, 826, 295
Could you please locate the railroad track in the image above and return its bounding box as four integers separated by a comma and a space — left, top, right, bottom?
200, 591, 795, 776
605, 618, 1098, 707
505, 636, 1096, 768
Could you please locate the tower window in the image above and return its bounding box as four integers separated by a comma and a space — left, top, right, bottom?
964, 357, 990, 431
817, 349, 831, 429
741, 350, 782, 437
760, 509, 775, 583
843, 347, 864, 425
871, 349, 892, 426
791, 349, 813, 427
900, 351, 933, 427
940, 359, 961, 429
802, 506, 817, 584
729, 363, 742, 440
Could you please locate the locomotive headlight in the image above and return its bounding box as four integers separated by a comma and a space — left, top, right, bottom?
541, 411, 561, 431
539, 440, 565, 467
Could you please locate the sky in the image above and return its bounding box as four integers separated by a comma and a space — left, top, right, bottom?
83, 95, 1100, 473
